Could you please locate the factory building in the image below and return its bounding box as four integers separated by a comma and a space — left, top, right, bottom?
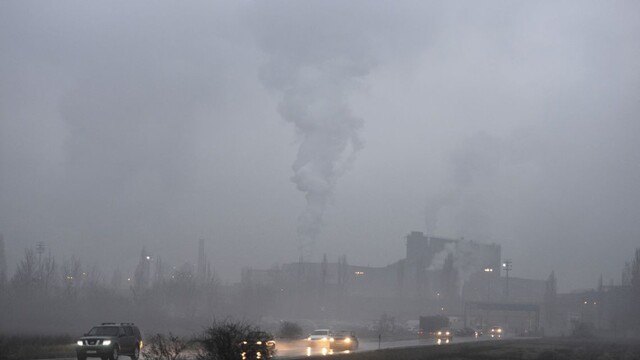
240, 233, 634, 336
241, 231, 517, 321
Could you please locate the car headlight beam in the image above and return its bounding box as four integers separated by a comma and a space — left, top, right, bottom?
77, 341, 83, 346
102, 340, 111, 346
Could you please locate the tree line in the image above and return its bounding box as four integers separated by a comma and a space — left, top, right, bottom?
0, 239, 260, 335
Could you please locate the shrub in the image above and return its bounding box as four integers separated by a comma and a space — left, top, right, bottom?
196, 319, 272, 360
143, 333, 189, 360
277, 321, 303, 339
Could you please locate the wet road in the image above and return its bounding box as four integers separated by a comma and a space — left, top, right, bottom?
276, 335, 495, 358
49, 335, 505, 360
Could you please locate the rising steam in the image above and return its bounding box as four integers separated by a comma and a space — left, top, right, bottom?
254, 4, 372, 259
425, 132, 503, 238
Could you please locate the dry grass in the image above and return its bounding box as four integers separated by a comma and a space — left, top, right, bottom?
0, 334, 76, 360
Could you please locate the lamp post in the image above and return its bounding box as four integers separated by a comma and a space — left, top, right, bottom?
484, 268, 493, 301
502, 260, 512, 301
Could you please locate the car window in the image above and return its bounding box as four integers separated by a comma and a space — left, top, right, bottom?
311, 330, 329, 336
124, 326, 133, 336
88, 326, 119, 336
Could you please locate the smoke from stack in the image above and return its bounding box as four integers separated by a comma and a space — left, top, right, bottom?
253, 3, 373, 259
424, 132, 503, 239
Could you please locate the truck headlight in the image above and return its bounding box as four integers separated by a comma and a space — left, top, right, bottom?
77, 341, 83, 346
102, 340, 111, 346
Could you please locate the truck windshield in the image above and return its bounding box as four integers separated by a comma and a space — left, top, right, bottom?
88, 327, 119, 336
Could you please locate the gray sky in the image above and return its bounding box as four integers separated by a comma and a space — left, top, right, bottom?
1, 0, 639, 291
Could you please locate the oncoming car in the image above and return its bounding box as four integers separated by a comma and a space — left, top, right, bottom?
307, 329, 333, 348
489, 326, 504, 338
76, 323, 143, 360
433, 328, 453, 344
330, 331, 358, 351
240, 331, 276, 359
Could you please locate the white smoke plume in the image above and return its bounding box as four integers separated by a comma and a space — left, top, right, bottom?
253, 3, 372, 258
427, 241, 485, 296
425, 132, 504, 238
427, 242, 456, 271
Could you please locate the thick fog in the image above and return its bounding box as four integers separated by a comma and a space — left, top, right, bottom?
1, 0, 639, 292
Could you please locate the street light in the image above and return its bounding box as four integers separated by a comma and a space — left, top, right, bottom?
484, 268, 494, 301
502, 260, 512, 300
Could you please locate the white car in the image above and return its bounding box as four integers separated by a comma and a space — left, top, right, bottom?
307, 329, 333, 347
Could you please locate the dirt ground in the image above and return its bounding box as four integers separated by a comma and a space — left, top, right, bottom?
300, 338, 640, 360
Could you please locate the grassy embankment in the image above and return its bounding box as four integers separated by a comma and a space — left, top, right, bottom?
0, 335, 76, 360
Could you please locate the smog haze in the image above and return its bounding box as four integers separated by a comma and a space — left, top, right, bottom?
1, 0, 639, 294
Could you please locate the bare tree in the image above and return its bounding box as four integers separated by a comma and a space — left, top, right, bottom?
144, 333, 190, 360
134, 247, 151, 292
83, 264, 105, 290
0, 234, 7, 291
277, 321, 303, 339
37, 250, 57, 296
631, 248, 640, 329
622, 261, 632, 286
110, 268, 124, 291
197, 319, 268, 360
62, 256, 83, 299
11, 248, 38, 294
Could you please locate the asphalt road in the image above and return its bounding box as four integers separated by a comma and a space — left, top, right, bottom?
276, 334, 496, 359
46, 335, 504, 360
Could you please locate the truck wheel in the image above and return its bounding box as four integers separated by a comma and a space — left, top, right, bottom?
109, 346, 119, 360
130, 346, 139, 360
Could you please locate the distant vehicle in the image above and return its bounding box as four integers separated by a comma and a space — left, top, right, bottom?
489, 325, 504, 338
474, 327, 484, 337
240, 331, 276, 359
76, 323, 143, 360
433, 328, 453, 343
307, 329, 333, 348
453, 327, 476, 337
330, 331, 359, 351
419, 315, 451, 342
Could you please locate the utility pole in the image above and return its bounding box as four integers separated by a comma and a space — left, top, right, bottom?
502, 260, 512, 300
484, 268, 494, 301
36, 241, 45, 260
